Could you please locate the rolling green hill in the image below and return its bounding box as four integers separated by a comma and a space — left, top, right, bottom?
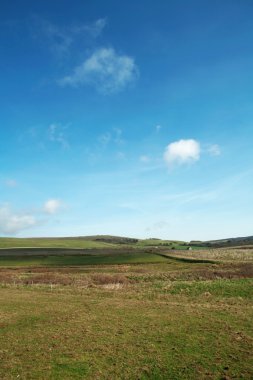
1, 234, 252, 250
202, 235, 253, 248
0, 236, 191, 250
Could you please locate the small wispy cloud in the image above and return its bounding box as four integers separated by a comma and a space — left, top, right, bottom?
80, 18, 107, 38
161, 189, 218, 205
208, 144, 221, 156
34, 18, 73, 57
113, 128, 124, 145
33, 17, 107, 58
155, 125, 161, 132
48, 124, 69, 149
145, 220, 170, 233
59, 47, 138, 94
43, 199, 63, 215
98, 128, 124, 147
164, 139, 200, 166
98, 132, 111, 146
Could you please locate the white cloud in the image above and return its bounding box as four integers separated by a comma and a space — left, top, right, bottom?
44, 199, 62, 214
0, 205, 39, 235
4, 179, 17, 188
0, 199, 66, 235
48, 124, 69, 149
98, 132, 111, 146
208, 144, 221, 156
164, 139, 200, 166
59, 47, 138, 93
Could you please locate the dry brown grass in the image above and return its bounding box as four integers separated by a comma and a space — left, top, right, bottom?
164, 248, 253, 262
90, 273, 129, 285
186, 263, 253, 280
0, 270, 130, 288
0, 256, 252, 290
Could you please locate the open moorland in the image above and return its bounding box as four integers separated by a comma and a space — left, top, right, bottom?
0, 237, 252, 379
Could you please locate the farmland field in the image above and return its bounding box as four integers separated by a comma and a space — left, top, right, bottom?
0, 251, 168, 267
0, 238, 118, 249
0, 248, 252, 379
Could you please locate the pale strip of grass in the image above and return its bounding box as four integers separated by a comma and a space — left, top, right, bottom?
162, 248, 253, 262
0, 238, 117, 249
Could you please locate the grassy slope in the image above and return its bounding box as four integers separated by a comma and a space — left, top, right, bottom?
136, 239, 185, 246
1, 235, 253, 250
0, 236, 191, 250
205, 235, 253, 247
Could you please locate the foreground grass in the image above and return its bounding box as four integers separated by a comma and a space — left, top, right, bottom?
0, 255, 252, 379
0, 280, 252, 379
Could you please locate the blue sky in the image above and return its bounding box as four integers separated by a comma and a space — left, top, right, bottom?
1, 0, 253, 240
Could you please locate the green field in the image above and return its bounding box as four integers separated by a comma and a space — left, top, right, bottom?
136, 239, 187, 249
0, 249, 252, 379
0, 237, 117, 249
0, 236, 205, 250
0, 252, 168, 267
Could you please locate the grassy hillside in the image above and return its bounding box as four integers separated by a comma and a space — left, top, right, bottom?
136, 238, 188, 249
203, 235, 253, 248
1, 234, 253, 250
0, 236, 193, 250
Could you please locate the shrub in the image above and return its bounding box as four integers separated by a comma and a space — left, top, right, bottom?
90, 273, 128, 285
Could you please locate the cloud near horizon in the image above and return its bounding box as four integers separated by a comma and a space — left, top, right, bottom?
164, 139, 201, 166
0, 199, 65, 235
0, 205, 39, 235
208, 144, 221, 156
59, 47, 138, 94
